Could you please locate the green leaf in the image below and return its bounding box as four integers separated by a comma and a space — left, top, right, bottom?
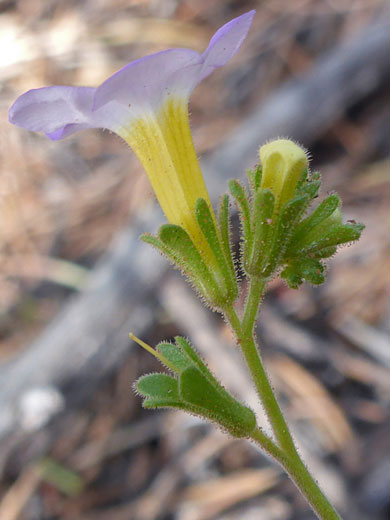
157, 342, 192, 373
175, 337, 256, 437
287, 194, 340, 254
137, 373, 179, 399
179, 366, 256, 437
196, 198, 237, 303
143, 397, 185, 409
280, 264, 303, 289
137, 373, 181, 408
175, 336, 215, 382
301, 259, 325, 285
135, 337, 257, 438
311, 246, 337, 259
218, 194, 237, 282
299, 223, 364, 254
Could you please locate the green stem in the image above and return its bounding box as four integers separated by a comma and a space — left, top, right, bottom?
251, 427, 285, 463
250, 430, 341, 520
226, 278, 296, 453
225, 276, 341, 520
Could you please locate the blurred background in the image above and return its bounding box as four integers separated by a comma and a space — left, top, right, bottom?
0, 1, 389, 519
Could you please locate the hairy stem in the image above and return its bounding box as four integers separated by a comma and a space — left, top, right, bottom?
225, 278, 297, 453
225, 276, 342, 520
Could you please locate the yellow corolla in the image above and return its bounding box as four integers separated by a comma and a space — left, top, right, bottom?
120, 98, 213, 250
259, 139, 309, 211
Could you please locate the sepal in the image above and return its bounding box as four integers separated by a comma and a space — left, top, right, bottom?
196, 198, 238, 303
281, 257, 325, 289
142, 224, 225, 309
247, 189, 275, 273
142, 199, 238, 310
299, 222, 364, 255
296, 171, 321, 199
246, 164, 262, 194
261, 193, 310, 278
217, 194, 237, 284
286, 194, 340, 255
229, 179, 252, 264
280, 201, 363, 288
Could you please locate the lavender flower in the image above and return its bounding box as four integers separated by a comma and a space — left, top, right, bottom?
9, 11, 255, 252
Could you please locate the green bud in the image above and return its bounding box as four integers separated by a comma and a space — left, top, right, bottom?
237, 139, 364, 287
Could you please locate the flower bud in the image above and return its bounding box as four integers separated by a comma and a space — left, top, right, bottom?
259, 139, 309, 210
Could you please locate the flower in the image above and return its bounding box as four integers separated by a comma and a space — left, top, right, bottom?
259, 139, 309, 211
9, 10, 255, 251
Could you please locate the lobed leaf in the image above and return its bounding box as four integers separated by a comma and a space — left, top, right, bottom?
179, 366, 256, 437
288, 194, 340, 253
156, 342, 192, 373
298, 223, 364, 254
137, 373, 181, 408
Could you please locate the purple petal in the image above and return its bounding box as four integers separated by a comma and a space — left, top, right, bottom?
200, 10, 255, 74
9, 11, 255, 140
94, 48, 201, 111
9, 86, 129, 140
94, 10, 255, 110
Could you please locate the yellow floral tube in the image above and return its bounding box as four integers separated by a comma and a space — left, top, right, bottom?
120, 98, 213, 250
